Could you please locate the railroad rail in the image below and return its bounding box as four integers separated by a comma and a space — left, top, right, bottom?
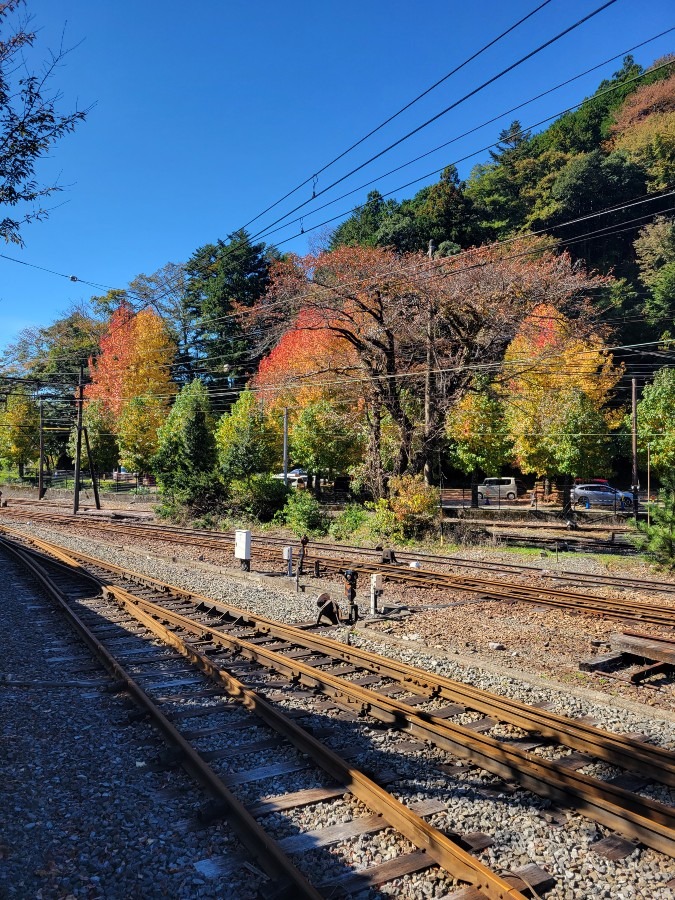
5, 525, 675, 867
1, 529, 537, 900
1, 505, 672, 607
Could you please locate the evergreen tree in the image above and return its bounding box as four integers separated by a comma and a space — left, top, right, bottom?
633, 477, 675, 568
182, 230, 275, 409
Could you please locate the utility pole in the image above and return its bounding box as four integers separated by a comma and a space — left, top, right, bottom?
424, 239, 436, 486
283, 407, 289, 486
83, 427, 101, 510
631, 377, 639, 517
73, 365, 84, 515
38, 400, 45, 500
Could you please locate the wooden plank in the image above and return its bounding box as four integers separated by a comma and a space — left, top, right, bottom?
317, 850, 433, 894
249, 785, 347, 817
279, 799, 447, 853
449, 864, 555, 898
579, 652, 626, 672
611, 632, 675, 666
592, 835, 640, 861
555, 752, 593, 770
430, 704, 466, 718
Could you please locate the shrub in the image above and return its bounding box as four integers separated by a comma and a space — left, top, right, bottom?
229, 474, 290, 522
388, 474, 441, 537
365, 497, 402, 541
156, 471, 226, 520
329, 503, 368, 540
280, 490, 329, 536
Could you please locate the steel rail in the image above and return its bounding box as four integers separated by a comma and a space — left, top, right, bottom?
0, 537, 323, 900
7, 528, 675, 860
1, 534, 525, 900
6, 506, 672, 597
100, 581, 675, 859
7, 526, 675, 787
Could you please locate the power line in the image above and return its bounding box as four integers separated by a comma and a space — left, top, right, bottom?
241, 0, 555, 230
248, 0, 621, 241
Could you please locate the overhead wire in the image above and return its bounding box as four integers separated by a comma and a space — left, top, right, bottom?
240, 0, 556, 230
247, 0, 621, 241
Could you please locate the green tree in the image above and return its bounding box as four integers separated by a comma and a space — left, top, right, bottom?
290, 400, 365, 489
215, 390, 281, 482
0, 387, 39, 475
446, 382, 513, 476
182, 230, 275, 406
633, 477, 675, 568
0, 0, 87, 244
636, 367, 675, 474
153, 380, 217, 492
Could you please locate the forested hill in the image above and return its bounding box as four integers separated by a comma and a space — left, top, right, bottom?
330, 54, 675, 344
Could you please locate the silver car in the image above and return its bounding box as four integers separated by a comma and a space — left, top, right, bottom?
572, 484, 633, 508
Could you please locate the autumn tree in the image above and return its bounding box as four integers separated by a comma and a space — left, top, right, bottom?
85, 303, 177, 471
0, 386, 39, 475
502, 303, 622, 479
0, 0, 87, 244
253, 240, 608, 495
446, 379, 513, 476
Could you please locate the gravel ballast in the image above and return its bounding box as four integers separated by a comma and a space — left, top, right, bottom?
4, 521, 675, 898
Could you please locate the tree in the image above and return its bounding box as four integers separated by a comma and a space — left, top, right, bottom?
255, 240, 608, 494
636, 367, 675, 474
634, 217, 675, 336
0, 386, 39, 474
215, 390, 281, 482
633, 477, 675, 568
0, 0, 86, 244
85, 303, 177, 471
290, 400, 365, 490
502, 304, 622, 478
446, 381, 513, 476
182, 230, 276, 407
153, 379, 220, 510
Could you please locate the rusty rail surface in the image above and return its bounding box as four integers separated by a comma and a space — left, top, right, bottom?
1, 531, 527, 900
6, 526, 675, 861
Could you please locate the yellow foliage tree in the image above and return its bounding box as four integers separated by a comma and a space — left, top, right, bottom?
502, 304, 623, 477
0, 388, 39, 475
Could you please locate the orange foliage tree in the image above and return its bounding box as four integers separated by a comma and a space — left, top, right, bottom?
251, 240, 609, 494
85, 303, 177, 470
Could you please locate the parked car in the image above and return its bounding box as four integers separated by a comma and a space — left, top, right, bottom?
572, 483, 633, 507
477, 477, 526, 501
272, 472, 307, 488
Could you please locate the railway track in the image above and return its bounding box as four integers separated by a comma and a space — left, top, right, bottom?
2, 529, 544, 900
3, 506, 674, 628
2, 505, 672, 604
5, 525, 675, 875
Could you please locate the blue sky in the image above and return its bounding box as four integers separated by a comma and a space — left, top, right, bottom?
0, 0, 672, 351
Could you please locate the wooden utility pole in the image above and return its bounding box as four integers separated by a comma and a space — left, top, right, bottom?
73, 365, 84, 515
38, 399, 45, 500
631, 377, 639, 517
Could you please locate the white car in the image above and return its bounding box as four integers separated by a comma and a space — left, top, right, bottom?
477, 477, 525, 501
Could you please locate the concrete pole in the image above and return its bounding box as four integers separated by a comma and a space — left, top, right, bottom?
73, 366, 84, 515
